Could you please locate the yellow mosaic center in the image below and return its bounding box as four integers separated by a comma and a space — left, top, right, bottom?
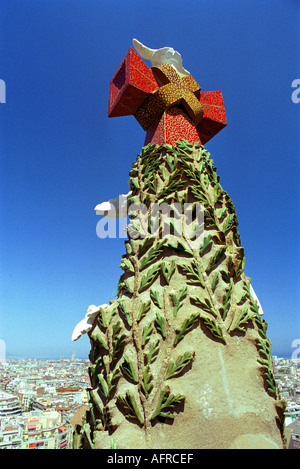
135, 64, 203, 130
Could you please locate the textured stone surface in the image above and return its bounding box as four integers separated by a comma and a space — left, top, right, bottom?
75, 44, 285, 450
75, 142, 286, 450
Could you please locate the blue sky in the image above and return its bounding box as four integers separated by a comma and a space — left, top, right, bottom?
0, 0, 299, 359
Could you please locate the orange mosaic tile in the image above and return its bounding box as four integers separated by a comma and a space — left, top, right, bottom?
108, 47, 227, 145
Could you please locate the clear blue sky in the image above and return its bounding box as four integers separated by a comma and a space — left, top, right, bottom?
0, 0, 299, 359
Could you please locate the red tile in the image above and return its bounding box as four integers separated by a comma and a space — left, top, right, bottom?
144, 107, 201, 145
109, 49, 227, 145
108, 48, 158, 117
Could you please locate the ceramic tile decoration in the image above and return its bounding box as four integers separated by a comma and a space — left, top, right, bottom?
108, 48, 227, 145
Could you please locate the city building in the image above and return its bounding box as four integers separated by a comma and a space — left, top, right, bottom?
0, 358, 90, 449
0, 391, 22, 417
286, 419, 300, 449
0, 409, 73, 449
0, 355, 298, 449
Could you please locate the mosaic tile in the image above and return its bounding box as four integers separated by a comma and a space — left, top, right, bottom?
108, 48, 158, 117
144, 107, 201, 146
197, 91, 227, 144
108, 48, 227, 145
135, 64, 203, 131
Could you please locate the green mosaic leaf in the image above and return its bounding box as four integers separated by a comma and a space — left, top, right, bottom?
211, 271, 219, 292
138, 237, 152, 256
217, 207, 227, 220
129, 177, 139, 190
137, 300, 151, 322
111, 321, 126, 366
200, 315, 226, 344
150, 288, 163, 308
204, 208, 216, 229
223, 213, 235, 233
118, 300, 132, 326
244, 282, 267, 338
98, 368, 120, 398
166, 153, 178, 172
159, 164, 166, 181
200, 235, 212, 254
108, 303, 118, 324
120, 257, 135, 273
219, 283, 233, 320
221, 269, 231, 284
165, 351, 195, 380
141, 364, 153, 398
191, 295, 217, 317
161, 259, 176, 285
172, 286, 187, 317
90, 327, 109, 351
120, 354, 138, 384
116, 391, 144, 425
205, 246, 226, 272
163, 218, 182, 237
181, 260, 205, 288
158, 169, 185, 200
89, 388, 109, 431
237, 291, 247, 305
229, 307, 254, 333
139, 263, 161, 293
82, 422, 95, 449
151, 387, 185, 420
145, 338, 160, 365
174, 313, 200, 346
214, 184, 225, 204
155, 311, 166, 338
142, 321, 153, 347
140, 240, 165, 271
97, 307, 107, 329
111, 438, 117, 449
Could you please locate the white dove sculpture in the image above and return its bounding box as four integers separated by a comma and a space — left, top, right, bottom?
72, 304, 108, 341
250, 284, 264, 316
94, 192, 131, 218
132, 38, 190, 78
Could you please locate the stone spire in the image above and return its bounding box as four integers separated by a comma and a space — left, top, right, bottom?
73, 41, 286, 449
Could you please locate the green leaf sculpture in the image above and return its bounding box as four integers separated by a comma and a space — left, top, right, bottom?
78, 140, 285, 450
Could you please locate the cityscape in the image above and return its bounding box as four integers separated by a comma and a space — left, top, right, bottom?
0, 354, 89, 449
0, 353, 299, 449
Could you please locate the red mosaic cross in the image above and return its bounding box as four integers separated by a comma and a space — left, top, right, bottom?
108, 47, 227, 146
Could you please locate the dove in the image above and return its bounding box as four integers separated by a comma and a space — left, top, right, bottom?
71, 304, 108, 341
250, 284, 264, 316
94, 192, 131, 218
132, 38, 190, 78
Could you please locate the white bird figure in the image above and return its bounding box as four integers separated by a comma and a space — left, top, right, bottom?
72, 304, 108, 341
132, 38, 190, 78
94, 192, 131, 218
250, 284, 264, 316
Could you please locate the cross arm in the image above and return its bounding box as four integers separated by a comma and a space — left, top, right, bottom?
108, 48, 159, 118
197, 91, 227, 144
